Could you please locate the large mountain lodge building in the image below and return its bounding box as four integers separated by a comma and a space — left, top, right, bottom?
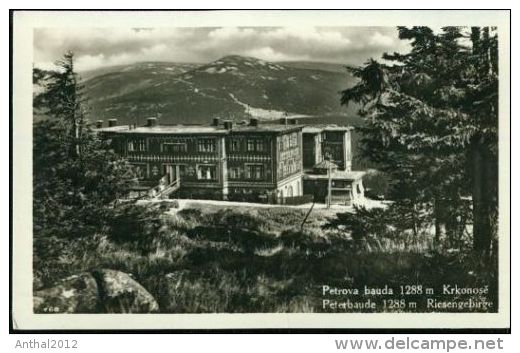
97, 117, 365, 205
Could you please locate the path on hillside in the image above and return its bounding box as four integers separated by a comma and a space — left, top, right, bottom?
136, 197, 387, 216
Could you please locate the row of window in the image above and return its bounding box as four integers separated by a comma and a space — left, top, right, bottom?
230, 139, 266, 152
229, 164, 265, 180
127, 138, 272, 153
127, 139, 147, 152
127, 139, 217, 153
133, 134, 341, 154
133, 163, 217, 181
163, 142, 187, 153
132, 163, 272, 182
198, 139, 216, 153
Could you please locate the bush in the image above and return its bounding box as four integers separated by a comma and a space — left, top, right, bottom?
363, 169, 390, 199
107, 203, 167, 253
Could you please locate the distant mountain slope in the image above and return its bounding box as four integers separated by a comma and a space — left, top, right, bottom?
76, 56, 360, 126
276, 61, 347, 74
80, 62, 200, 81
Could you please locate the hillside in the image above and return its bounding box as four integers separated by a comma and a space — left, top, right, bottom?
35, 200, 498, 313
78, 55, 359, 126
80, 61, 200, 82
275, 60, 346, 74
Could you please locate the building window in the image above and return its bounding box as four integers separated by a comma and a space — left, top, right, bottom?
197, 164, 217, 180
255, 140, 265, 151
230, 139, 240, 152
247, 139, 255, 152
254, 165, 263, 179
128, 139, 146, 152
197, 139, 216, 153
246, 164, 264, 180
179, 165, 187, 177
163, 142, 187, 153
163, 164, 187, 181
229, 167, 240, 179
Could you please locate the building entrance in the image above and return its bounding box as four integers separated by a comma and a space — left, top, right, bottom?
162, 164, 181, 184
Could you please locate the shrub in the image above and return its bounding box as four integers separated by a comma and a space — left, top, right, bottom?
107, 203, 166, 253
363, 169, 390, 199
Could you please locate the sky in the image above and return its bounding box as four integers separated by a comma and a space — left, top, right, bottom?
34, 27, 412, 72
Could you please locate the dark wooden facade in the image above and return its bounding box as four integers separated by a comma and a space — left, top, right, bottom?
99, 120, 304, 202
97, 119, 361, 204
226, 128, 303, 202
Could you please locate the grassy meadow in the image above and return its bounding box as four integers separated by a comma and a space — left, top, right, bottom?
34, 201, 498, 313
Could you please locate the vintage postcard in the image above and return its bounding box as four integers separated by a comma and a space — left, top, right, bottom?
11, 10, 510, 330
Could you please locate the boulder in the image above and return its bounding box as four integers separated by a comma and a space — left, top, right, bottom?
93, 269, 159, 313
34, 273, 99, 313
33, 270, 159, 313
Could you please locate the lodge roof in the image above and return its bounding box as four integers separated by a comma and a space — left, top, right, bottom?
99, 125, 230, 135
231, 124, 304, 133
96, 123, 306, 135
95, 119, 354, 136
302, 124, 354, 133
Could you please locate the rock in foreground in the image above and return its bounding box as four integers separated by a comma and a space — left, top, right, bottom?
34, 269, 159, 314
95, 269, 159, 313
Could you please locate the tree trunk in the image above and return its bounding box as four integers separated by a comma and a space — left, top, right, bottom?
469, 27, 498, 258
434, 196, 445, 246
471, 139, 493, 256
411, 202, 418, 240
445, 212, 458, 248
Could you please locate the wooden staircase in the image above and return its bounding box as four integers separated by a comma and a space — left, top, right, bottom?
127, 177, 180, 201
148, 178, 180, 200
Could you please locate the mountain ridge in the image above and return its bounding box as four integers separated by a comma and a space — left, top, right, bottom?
57, 55, 360, 126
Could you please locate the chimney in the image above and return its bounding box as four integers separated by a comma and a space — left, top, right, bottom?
290, 118, 299, 125
280, 117, 288, 125
212, 117, 221, 127
108, 119, 118, 127
96, 120, 103, 128
147, 117, 157, 127
249, 118, 259, 127
223, 120, 234, 130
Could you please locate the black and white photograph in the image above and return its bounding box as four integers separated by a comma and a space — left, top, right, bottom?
11, 10, 510, 330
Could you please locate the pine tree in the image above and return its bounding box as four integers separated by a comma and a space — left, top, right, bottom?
341, 27, 498, 254
467, 27, 499, 255
33, 52, 136, 239
37, 52, 87, 159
